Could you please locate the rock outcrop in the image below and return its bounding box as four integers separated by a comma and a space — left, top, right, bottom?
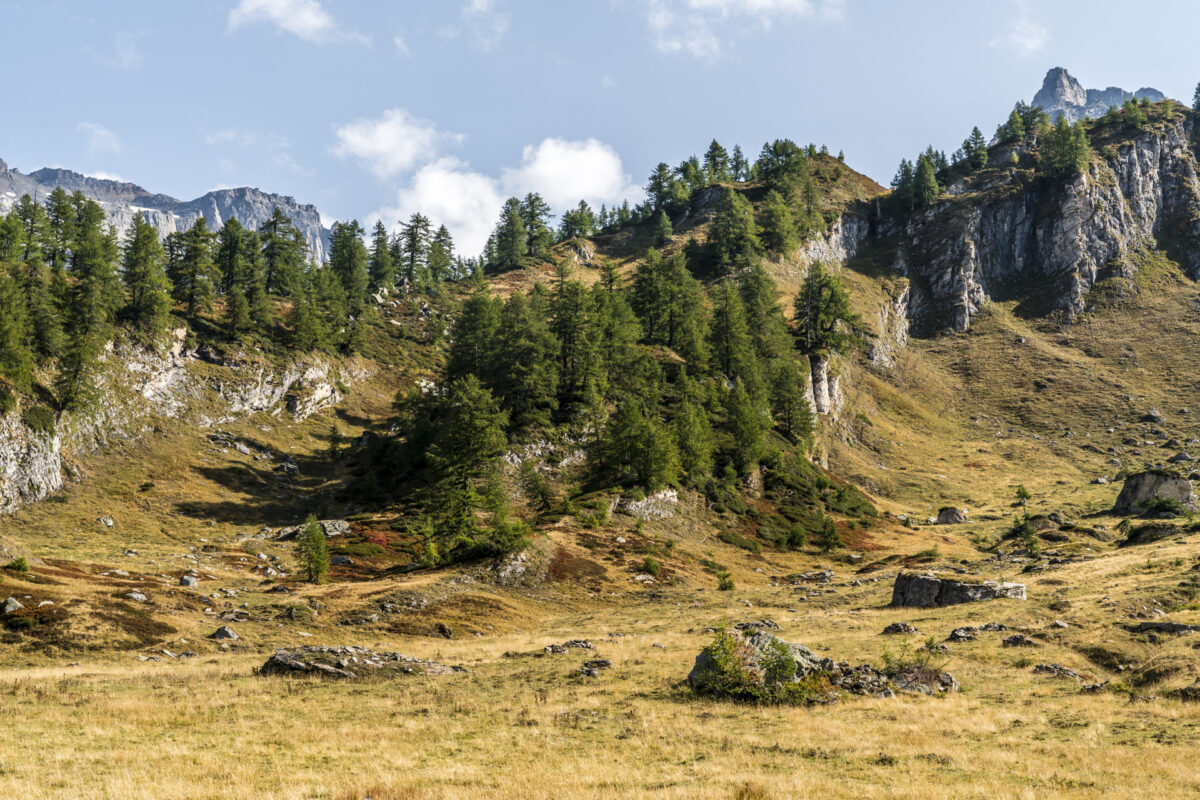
1032, 67, 1165, 124
890, 572, 1026, 607
896, 116, 1200, 334
259, 646, 466, 679
0, 162, 329, 261
1113, 470, 1196, 515
0, 333, 365, 516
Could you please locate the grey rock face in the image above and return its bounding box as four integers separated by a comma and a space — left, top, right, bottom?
1032, 67, 1165, 123
936, 507, 968, 525
180, 575, 199, 588
1113, 471, 1196, 515
0, 163, 330, 262
890, 572, 1026, 608
898, 118, 1200, 334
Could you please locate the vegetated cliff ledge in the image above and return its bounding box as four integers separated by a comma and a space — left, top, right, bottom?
886, 116, 1200, 335
0, 331, 368, 516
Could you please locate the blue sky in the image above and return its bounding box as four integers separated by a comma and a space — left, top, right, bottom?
3, 0, 1197, 253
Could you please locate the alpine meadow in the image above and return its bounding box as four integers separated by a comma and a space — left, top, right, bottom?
3, 2, 1200, 798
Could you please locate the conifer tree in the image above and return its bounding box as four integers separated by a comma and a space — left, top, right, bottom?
758, 189, 797, 253
0, 267, 34, 390
703, 139, 731, 183
398, 213, 432, 287
173, 218, 218, 323
891, 159, 915, 211
368, 220, 395, 290
494, 292, 559, 428
329, 220, 370, 316
914, 155, 940, 207
260, 207, 306, 294
725, 378, 767, 475
445, 289, 502, 382
964, 126, 989, 170
998, 109, 1026, 144
122, 213, 171, 340
770, 357, 814, 443
709, 189, 762, 273
674, 376, 715, 484
19, 244, 64, 363
552, 278, 599, 406
731, 145, 749, 182
646, 162, 678, 211
296, 515, 330, 584
709, 279, 763, 400
493, 199, 526, 272
793, 262, 863, 358
598, 399, 679, 490
427, 225, 454, 283
653, 210, 673, 246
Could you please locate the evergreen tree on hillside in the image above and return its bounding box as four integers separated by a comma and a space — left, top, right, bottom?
312, 265, 349, 349
709, 189, 762, 273
704, 140, 731, 183
0, 267, 34, 390
18, 244, 64, 363
329, 220, 370, 316
552, 278, 599, 406
755, 139, 808, 193
56, 198, 122, 408
997, 109, 1026, 144
520, 194, 553, 259
287, 273, 328, 351
558, 201, 596, 241
122, 213, 171, 340
445, 289, 502, 383
725, 377, 768, 475
770, 356, 814, 443
259, 207, 306, 294
708, 279, 762, 400
737, 261, 791, 363
44, 188, 76, 279
297, 515, 330, 584
963, 126, 989, 170
674, 377, 715, 483
368, 220, 395, 290
1193, 82, 1200, 138
731, 145, 749, 182
653, 210, 673, 246
891, 158, 916, 211
793, 262, 863, 358
173, 218, 218, 323
647, 162, 676, 211
1045, 116, 1090, 177
598, 398, 679, 490
428, 225, 455, 283
492, 199, 526, 273
914, 154, 940, 207
494, 292, 559, 427
758, 189, 797, 253
398, 213, 432, 287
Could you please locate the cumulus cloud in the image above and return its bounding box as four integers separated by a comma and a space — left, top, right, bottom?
501, 138, 640, 212
331, 109, 461, 179
228, 0, 366, 44
989, 0, 1048, 58
78, 122, 121, 156
393, 33, 410, 56
91, 30, 146, 70
459, 0, 509, 51
644, 0, 840, 58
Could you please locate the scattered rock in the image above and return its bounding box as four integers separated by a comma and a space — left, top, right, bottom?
544, 639, 595, 654
1128, 621, 1200, 635
579, 659, 612, 677
890, 572, 1026, 608
2, 597, 24, 614
209, 625, 239, 641
179, 575, 198, 588
1113, 470, 1196, 515
97, 517, 114, 528
881, 622, 920, 635
275, 520, 351, 541
892, 667, 960, 695
936, 507, 968, 525
330, 555, 353, 566
1002, 634, 1038, 647
735, 619, 780, 631
260, 645, 465, 679
1034, 663, 1082, 679
124, 592, 148, 603
947, 627, 977, 642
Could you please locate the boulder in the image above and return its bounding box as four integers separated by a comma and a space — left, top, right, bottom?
688, 630, 832, 690
275, 519, 351, 541
881, 622, 920, 635
179, 575, 198, 588
936, 507, 968, 525
209, 625, 239, 640
1002, 634, 1038, 647
2, 597, 24, 614
890, 572, 1026, 608
259, 645, 464, 679
1117, 523, 1182, 547
1112, 471, 1195, 515
330, 555, 353, 566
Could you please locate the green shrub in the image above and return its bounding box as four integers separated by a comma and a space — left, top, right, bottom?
296, 515, 330, 584
719, 528, 761, 554
717, 572, 736, 591
0, 386, 15, 415
641, 557, 662, 577
330, 542, 386, 558
3, 616, 37, 632
1140, 496, 1184, 517
4, 557, 29, 575
21, 406, 55, 435
820, 516, 842, 551
691, 627, 828, 704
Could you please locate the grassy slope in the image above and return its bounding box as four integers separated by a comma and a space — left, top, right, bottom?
4, 148, 1200, 797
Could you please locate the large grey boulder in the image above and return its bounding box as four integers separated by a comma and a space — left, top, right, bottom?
891, 572, 1026, 608
936, 507, 968, 525
1113, 471, 1196, 515
2, 597, 24, 614
259, 645, 465, 679
688, 630, 833, 691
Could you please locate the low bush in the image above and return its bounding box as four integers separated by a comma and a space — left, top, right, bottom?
21, 406, 55, 435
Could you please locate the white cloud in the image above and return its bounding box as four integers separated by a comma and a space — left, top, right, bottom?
501, 138, 640, 212
600, 75, 618, 89
78, 122, 121, 156
332, 109, 460, 179
373, 158, 506, 257
460, 0, 509, 51
227, 0, 367, 44
644, 0, 839, 58
393, 33, 410, 56
989, 0, 1048, 58
206, 128, 311, 175
93, 30, 145, 70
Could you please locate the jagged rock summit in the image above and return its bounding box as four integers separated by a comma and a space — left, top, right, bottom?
1032, 67, 1165, 123
0, 161, 330, 261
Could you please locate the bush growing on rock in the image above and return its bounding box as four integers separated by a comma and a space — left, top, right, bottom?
690, 626, 831, 704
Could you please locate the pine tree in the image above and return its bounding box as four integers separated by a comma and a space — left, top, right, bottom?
755, 139, 808, 193
891, 159, 915, 211
44, 188, 76, 279
368, 220, 395, 290
653, 210, 673, 246
731, 145, 749, 182
1045, 116, 1090, 177
998, 109, 1026, 144
646, 162, 679, 211
398, 213, 432, 287
558, 201, 596, 241
0, 267, 34, 390
769, 357, 814, 443
793, 262, 863, 358
725, 378, 768, 475
173, 218, 218, 323
709, 189, 762, 273
121, 212, 171, 340
673, 377, 715, 484
19, 244, 64, 363
519, 194, 553, 259
737, 261, 791, 363
56, 197, 122, 408
312, 265, 349, 349
494, 291, 559, 428
428, 225, 454, 283
552, 279, 599, 406
260, 207, 306, 294
703, 139, 731, 183
328, 220, 369, 316
914, 154, 940, 207
492, 199, 526, 272
758, 189, 797, 253
709, 279, 762, 400
288, 272, 327, 351
445, 289, 502, 383
964, 126, 989, 170
598, 399, 679, 490
296, 515, 330, 584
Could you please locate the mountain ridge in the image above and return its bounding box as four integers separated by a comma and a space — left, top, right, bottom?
0, 161, 330, 262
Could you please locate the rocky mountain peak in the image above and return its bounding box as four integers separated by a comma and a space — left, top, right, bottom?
1031, 67, 1166, 123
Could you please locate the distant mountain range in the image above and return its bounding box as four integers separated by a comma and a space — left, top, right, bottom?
0, 160, 330, 262
1032, 67, 1165, 123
